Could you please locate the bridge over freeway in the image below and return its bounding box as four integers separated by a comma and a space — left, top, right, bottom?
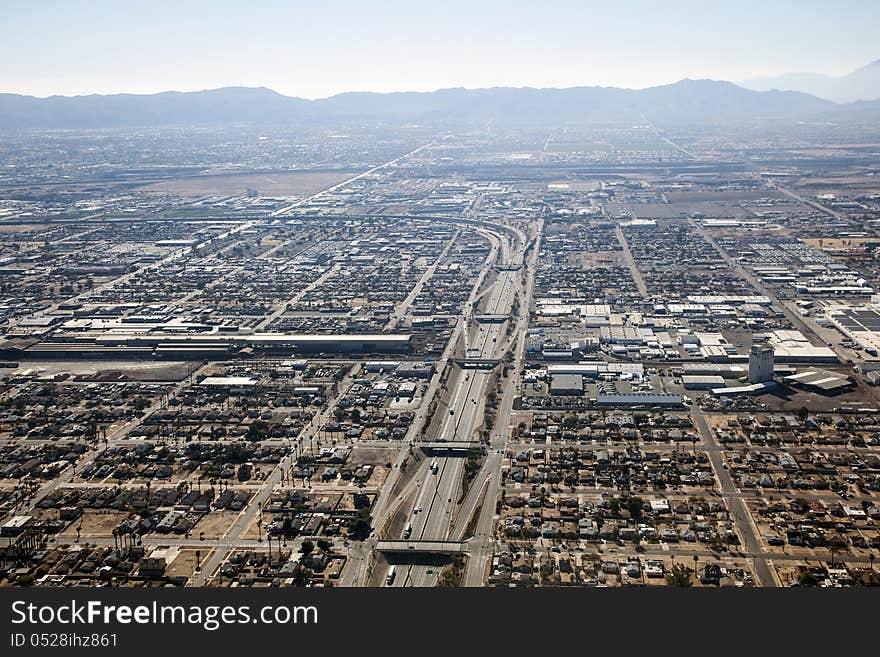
455, 358, 500, 370
375, 540, 466, 555
474, 313, 509, 324
415, 440, 483, 453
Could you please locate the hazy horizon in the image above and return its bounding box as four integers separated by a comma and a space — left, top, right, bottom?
4, 0, 879, 99
3, 76, 837, 101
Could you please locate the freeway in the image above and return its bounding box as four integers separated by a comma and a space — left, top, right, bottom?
391, 225, 526, 586
337, 236, 501, 587
459, 219, 542, 586
334, 217, 527, 587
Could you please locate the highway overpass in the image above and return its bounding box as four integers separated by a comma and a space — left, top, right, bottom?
375, 540, 466, 555
455, 358, 500, 369
416, 441, 484, 453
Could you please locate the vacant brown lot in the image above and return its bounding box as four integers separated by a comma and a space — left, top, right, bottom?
0, 223, 47, 233
58, 511, 128, 539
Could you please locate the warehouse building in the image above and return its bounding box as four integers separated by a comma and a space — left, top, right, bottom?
710, 382, 777, 397
763, 330, 837, 363
199, 376, 258, 389
682, 375, 727, 390
547, 362, 644, 380
5, 333, 413, 359
550, 373, 584, 395
783, 369, 854, 395
826, 305, 880, 356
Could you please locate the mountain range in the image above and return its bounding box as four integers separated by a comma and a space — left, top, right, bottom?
741, 59, 880, 103
0, 76, 877, 130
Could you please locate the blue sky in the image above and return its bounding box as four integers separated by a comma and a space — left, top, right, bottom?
3, 0, 879, 97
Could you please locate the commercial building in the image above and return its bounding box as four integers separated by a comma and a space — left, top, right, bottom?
763, 330, 837, 363
550, 373, 584, 395
199, 376, 258, 388
826, 305, 880, 356
783, 369, 854, 395
710, 382, 776, 396
547, 362, 644, 380
682, 375, 726, 390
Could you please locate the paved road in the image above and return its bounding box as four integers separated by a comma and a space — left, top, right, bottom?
271, 143, 433, 217
615, 224, 649, 297
253, 262, 340, 331
386, 228, 460, 330
194, 364, 358, 584
691, 407, 778, 587
24, 361, 213, 512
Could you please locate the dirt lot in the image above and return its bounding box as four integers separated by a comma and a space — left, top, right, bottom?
573, 251, 624, 267
348, 445, 397, 469
544, 181, 603, 192
803, 237, 878, 249
608, 201, 754, 219
166, 548, 210, 580
58, 510, 128, 539
545, 141, 613, 153
16, 360, 191, 381
193, 510, 241, 540
138, 170, 363, 197
0, 224, 47, 233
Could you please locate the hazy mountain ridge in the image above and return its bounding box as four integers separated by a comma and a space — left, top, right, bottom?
742, 59, 880, 102
0, 79, 850, 129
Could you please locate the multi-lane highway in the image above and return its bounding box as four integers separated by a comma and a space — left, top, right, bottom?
384, 222, 528, 586
325, 215, 529, 588
393, 271, 518, 586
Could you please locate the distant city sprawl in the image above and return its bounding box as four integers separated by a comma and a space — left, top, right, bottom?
1, 115, 880, 590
